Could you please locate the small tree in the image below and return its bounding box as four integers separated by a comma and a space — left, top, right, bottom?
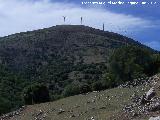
146, 54, 160, 75
0, 97, 11, 115
62, 84, 80, 97
109, 45, 153, 83
102, 73, 116, 88
92, 81, 104, 91
23, 84, 50, 105
79, 83, 91, 94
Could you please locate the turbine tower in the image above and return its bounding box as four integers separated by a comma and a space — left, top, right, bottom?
63, 16, 66, 23
103, 23, 104, 31
81, 17, 83, 25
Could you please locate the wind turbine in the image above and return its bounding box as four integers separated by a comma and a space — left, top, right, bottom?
62, 16, 66, 23
103, 23, 105, 31
81, 17, 83, 25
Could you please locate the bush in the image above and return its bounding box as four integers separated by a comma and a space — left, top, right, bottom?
102, 73, 116, 88
79, 83, 91, 93
0, 97, 11, 115
146, 54, 160, 75
92, 81, 104, 91
23, 84, 50, 105
62, 84, 80, 97
62, 83, 91, 97
109, 45, 153, 84
0, 64, 25, 115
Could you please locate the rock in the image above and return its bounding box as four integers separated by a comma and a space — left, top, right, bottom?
132, 112, 138, 117
131, 93, 139, 103
91, 116, 95, 120
146, 87, 156, 100
37, 110, 43, 116
149, 102, 160, 112
123, 105, 133, 112
74, 104, 80, 108
99, 106, 106, 109
139, 94, 147, 105
91, 99, 95, 103
43, 113, 47, 118
149, 116, 160, 120
70, 114, 76, 118
57, 108, 65, 115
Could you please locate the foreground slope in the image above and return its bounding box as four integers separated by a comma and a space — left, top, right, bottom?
1, 74, 159, 120
3, 86, 147, 120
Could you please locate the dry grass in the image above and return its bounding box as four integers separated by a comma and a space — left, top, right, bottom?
9, 85, 149, 120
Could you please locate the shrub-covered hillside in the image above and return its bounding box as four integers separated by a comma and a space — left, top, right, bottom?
0, 25, 159, 115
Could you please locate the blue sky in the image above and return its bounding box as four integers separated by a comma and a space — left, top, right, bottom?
0, 0, 159, 50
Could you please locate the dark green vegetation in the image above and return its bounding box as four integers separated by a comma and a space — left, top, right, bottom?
0, 65, 25, 114
23, 84, 50, 105
0, 25, 159, 115
109, 46, 160, 84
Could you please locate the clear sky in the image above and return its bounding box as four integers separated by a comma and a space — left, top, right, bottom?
0, 0, 159, 50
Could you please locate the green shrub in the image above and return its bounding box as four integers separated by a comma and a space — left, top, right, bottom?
62, 84, 80, 97
146, 54, 160, 75
102, 73, 116, 88
79, 83, 91, 93
0, 97, 11, 115
109, 45, 153, 84
63, 83, 91, 97
23, 84, 50, 105
92, 81, 104, 91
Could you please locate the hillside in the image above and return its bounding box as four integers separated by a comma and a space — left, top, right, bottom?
0, 25, 154, 71
0, 25, 159, 115
1, 74, 160, 120
0, 25, 155, 82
